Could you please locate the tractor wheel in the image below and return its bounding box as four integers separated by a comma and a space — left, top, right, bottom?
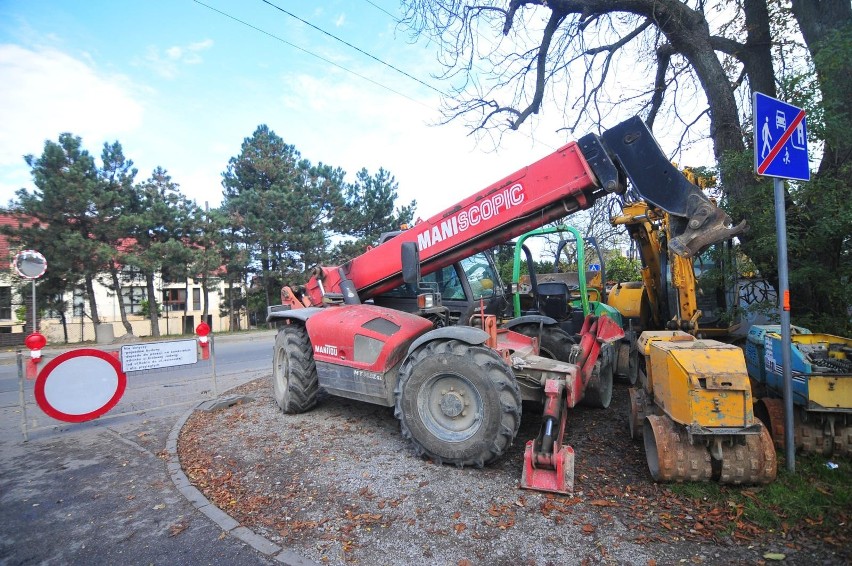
272, 325, 319, 414
719, 424, 777, 485
795, 412, 834, 456
513, 324, 575, 361
626, 343, 639, 386
394, 340, 522, 467
833, 425, 852, 457
581, 343, 615, 409
614, 339, 639, 386
754, 397, 785, 450
643, 415, 712, 482
627, 387, 647, 441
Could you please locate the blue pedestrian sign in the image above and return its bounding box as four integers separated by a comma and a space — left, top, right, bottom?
589, 263, 601, 272
754, 93, 809, 181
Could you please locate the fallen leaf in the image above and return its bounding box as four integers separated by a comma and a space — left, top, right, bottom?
152, 504, 166, 510
168, 522, 189, 537
582, 524, 596, 534
454, 523, 466, 534
763, 553, 786, 561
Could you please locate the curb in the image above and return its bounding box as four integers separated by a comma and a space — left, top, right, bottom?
165, 403, 319, 566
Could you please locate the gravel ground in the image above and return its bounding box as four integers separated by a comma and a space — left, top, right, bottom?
178, 378, 849, 566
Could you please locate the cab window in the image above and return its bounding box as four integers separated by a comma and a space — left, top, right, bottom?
460, 254, 497, 299
381, 264, 464, 300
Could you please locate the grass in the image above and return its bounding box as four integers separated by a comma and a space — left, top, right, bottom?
669, 452, 852, 532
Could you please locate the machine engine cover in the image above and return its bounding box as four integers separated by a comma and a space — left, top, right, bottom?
306, 305, 434, 406
647, 337, 754, 428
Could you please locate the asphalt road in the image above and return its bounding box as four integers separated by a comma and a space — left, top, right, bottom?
0, 329, 293, 566
0, 333, 273, 416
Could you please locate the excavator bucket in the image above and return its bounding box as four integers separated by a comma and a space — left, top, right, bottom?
520, 441, 575, 494
519, 379, 575, 494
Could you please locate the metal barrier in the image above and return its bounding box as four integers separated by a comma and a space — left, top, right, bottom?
17, 337, 219, 441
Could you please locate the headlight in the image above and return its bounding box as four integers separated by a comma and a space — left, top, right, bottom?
417, 293, 435, 309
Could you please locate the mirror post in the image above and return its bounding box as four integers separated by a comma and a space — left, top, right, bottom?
31, 280, 36, 334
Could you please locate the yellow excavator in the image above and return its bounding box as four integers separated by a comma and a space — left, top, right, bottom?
608, 198, 777, 484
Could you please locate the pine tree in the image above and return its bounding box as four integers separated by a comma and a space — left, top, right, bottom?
95, 141, 139, 336
124, 167, 196, 337
10, 134, 104, 337
221, 125, 344, 322
331, 167, 416, 262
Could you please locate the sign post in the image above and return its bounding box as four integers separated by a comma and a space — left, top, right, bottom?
13, 250, 47, 332
754, 92, 809, 473
14, 250, 48, 379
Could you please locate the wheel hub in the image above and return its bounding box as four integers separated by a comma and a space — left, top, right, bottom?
439, 389, 465, 418
417, 375, 482, 441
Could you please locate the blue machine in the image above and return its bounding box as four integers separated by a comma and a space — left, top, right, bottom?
745, 325, 852, 455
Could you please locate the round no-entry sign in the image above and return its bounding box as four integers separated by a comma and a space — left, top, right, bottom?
34, 349, 127, 422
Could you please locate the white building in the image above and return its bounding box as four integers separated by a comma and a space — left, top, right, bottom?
48, 274, 247, 343
1, 224, 248, 344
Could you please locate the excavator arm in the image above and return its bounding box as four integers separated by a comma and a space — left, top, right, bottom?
597, 119, 746, 258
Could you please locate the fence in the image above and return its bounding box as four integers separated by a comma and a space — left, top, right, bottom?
39, 314, 232, 344
15, 337, 220, 441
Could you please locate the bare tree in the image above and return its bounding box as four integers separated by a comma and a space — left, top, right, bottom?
401, 0, 851, 332
535, 196, 628, 261
402, 0, 848, 183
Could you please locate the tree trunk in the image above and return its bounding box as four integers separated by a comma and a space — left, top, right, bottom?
146, 272, 160, 337
229, 278, 239, 331
654, 11, 747, 177
60, 310, 68, 343
741, 0, 777, 99
85, 274, 100, 335
202, 274, 209, 322
109, 260, 134, 335
791, 0, 852, 178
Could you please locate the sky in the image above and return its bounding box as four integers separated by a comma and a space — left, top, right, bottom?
0, 0, 581, 220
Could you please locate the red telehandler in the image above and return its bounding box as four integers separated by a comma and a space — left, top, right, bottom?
267, 116, 746, 493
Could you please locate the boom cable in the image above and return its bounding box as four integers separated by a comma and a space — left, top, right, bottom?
361, 0, 399, 22
191, 0, 429, 107
258, 0, 446, 97
192, 0, 556, 149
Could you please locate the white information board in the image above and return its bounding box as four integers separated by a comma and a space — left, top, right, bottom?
121, 339, 198, 372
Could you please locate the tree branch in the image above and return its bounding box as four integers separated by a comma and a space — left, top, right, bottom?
676, 108, 710, 153
647, 43, 676, 129
503, 0, 547, 35
511, 9, 566, 129
584, 19, 652, 55
709, 35, 746, 57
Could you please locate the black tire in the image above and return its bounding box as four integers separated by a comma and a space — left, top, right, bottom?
581, 343, 614, 409
394, 340, 522, 467
626, 343, 639, 386
272, 325, 319, 414
513, 324, 575, 361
